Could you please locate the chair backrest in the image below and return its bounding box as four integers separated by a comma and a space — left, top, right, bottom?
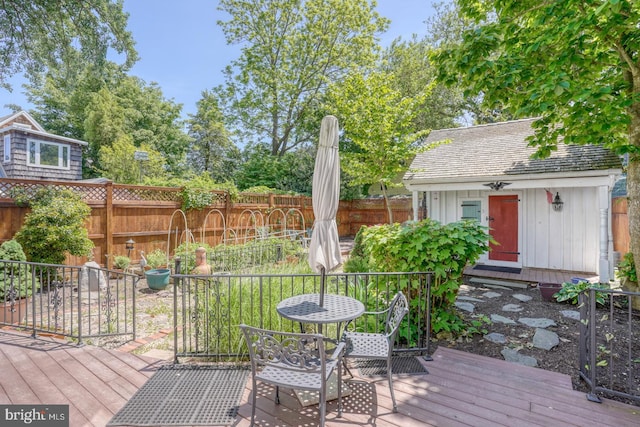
384, 291, 409, 337
240, 324, 326, 375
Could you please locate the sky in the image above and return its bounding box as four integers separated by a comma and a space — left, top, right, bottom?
1, 0, 437, 119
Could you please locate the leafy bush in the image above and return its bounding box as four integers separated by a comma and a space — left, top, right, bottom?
178, 173, 239, 210
0, 240, 37, 300
555, 280, 609, 306
350, 219, 491, 339
343, 227, 371, 272
13, 187, 94, 265
617, 252, 636, 284
145, 249, 168, 269
113, 256, 131, 270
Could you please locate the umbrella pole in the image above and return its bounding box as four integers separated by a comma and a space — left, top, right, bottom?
319, 266, 326, 307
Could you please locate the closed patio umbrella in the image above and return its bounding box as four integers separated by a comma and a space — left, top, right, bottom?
308, 115, 342, 306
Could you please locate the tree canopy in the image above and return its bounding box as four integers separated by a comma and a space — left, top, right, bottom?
326, 71, 432, 222
216, 0, 389, 155
187, 90, 241, 183
0, 0, 137, 90
433, 0, 639, 275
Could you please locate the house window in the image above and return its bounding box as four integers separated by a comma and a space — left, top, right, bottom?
3, 135, 10, 162
461, 200, 482, 222
28, 139, 70, 169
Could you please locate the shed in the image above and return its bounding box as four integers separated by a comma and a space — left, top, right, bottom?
0, 110, 87, 181
403, 118, 623, 281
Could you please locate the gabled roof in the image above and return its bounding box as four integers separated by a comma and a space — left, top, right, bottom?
0, 110, 88, 146
405, 118, 621, 183
0, 110, 45, 132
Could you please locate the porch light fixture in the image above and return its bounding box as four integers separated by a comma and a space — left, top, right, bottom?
483, 181, 511, 191
552, 192, 563, 212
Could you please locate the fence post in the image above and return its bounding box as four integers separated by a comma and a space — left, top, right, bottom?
586, 288, 602, 403
105, 181, 113, 268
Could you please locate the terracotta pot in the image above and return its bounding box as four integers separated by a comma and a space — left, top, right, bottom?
538, 282, 562, 302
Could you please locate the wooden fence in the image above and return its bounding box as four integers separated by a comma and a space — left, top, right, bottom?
612, 197, 630, 256
0, 178, 412, 267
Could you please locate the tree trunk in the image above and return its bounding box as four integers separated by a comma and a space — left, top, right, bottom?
381, 183, 394, 224
626, 70, 640, 310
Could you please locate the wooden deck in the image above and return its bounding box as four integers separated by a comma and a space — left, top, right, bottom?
464, 265, 600, 285
1, 330, 638, 427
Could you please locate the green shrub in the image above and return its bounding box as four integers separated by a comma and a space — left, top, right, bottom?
617, 252, 637, 284
343, 226, 371, 272
352, 219, 492, 340
0, 240, 37, 299
145, 249, 168, 269
13, 187, 94, 265
113, 256, 131, 270
555, 280, 609, 306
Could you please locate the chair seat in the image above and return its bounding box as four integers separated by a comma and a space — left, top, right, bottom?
343, 331, 390, 359
258, 358, 339, 391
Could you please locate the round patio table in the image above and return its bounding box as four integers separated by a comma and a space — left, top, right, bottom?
276, 293, 364, 338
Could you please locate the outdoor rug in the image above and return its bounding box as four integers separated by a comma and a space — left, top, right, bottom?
108, 365, 249, 426
357, 357, 429, 377
473, 265, 522, 274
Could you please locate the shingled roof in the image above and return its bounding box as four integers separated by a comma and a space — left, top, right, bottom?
405, 118, 621, 182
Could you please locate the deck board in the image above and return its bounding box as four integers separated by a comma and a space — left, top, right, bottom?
1, 330, 639, 427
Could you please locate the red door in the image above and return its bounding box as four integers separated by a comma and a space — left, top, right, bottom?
488, 195, 519, 262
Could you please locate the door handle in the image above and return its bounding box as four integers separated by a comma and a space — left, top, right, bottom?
487, 216, 495, 222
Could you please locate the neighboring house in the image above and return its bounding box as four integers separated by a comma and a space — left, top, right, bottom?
0, 110, 87, 181
403, 118, 623, 282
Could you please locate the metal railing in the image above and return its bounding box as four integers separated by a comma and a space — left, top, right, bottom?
0, 260, 138, 344
171, 262, 432, 363
579, 287, 640, 405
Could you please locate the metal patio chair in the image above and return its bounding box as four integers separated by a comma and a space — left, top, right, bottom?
240, 324, 345, 426
341, 291, 409, 412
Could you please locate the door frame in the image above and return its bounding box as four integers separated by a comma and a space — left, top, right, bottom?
486, 192, 522, 267
458, 192, 522, 267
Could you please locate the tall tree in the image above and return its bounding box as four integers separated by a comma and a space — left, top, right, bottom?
433, 0, 639, 279
0, 0, 136, 90
424, 0, 514, 125
187, 90, 240, 183
28, 67, 189, 177
216, 0, 388, 155
381, 36, 463, 130
326, 71, 432, 223
98, 135, 166, 184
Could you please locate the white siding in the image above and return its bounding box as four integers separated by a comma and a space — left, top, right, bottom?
428, 187, 600, 273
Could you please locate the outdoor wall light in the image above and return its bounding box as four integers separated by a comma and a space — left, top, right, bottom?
552, 192, 564, 212
126, 239, 135, 258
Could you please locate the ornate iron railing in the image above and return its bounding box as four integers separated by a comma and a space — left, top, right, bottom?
579, 287, 640, 405
0, 260, 138, 344
170, 266, 432, 363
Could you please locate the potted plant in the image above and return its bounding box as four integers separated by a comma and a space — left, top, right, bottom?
144, 249, 170, 290
111, 255, 131, 278
538, 282, 562, 302
0, 240, 37, 324
145, 249, 168, 269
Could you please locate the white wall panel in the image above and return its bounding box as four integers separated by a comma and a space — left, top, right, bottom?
432, 187, 601, 274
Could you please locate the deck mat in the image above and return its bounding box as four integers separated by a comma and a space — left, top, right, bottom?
108, 365, 249, 426
357, 356, 429, 376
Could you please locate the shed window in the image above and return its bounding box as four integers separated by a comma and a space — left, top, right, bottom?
28, 139, 70, 169
461, 200, 481, 222
3, 135, 9, 162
